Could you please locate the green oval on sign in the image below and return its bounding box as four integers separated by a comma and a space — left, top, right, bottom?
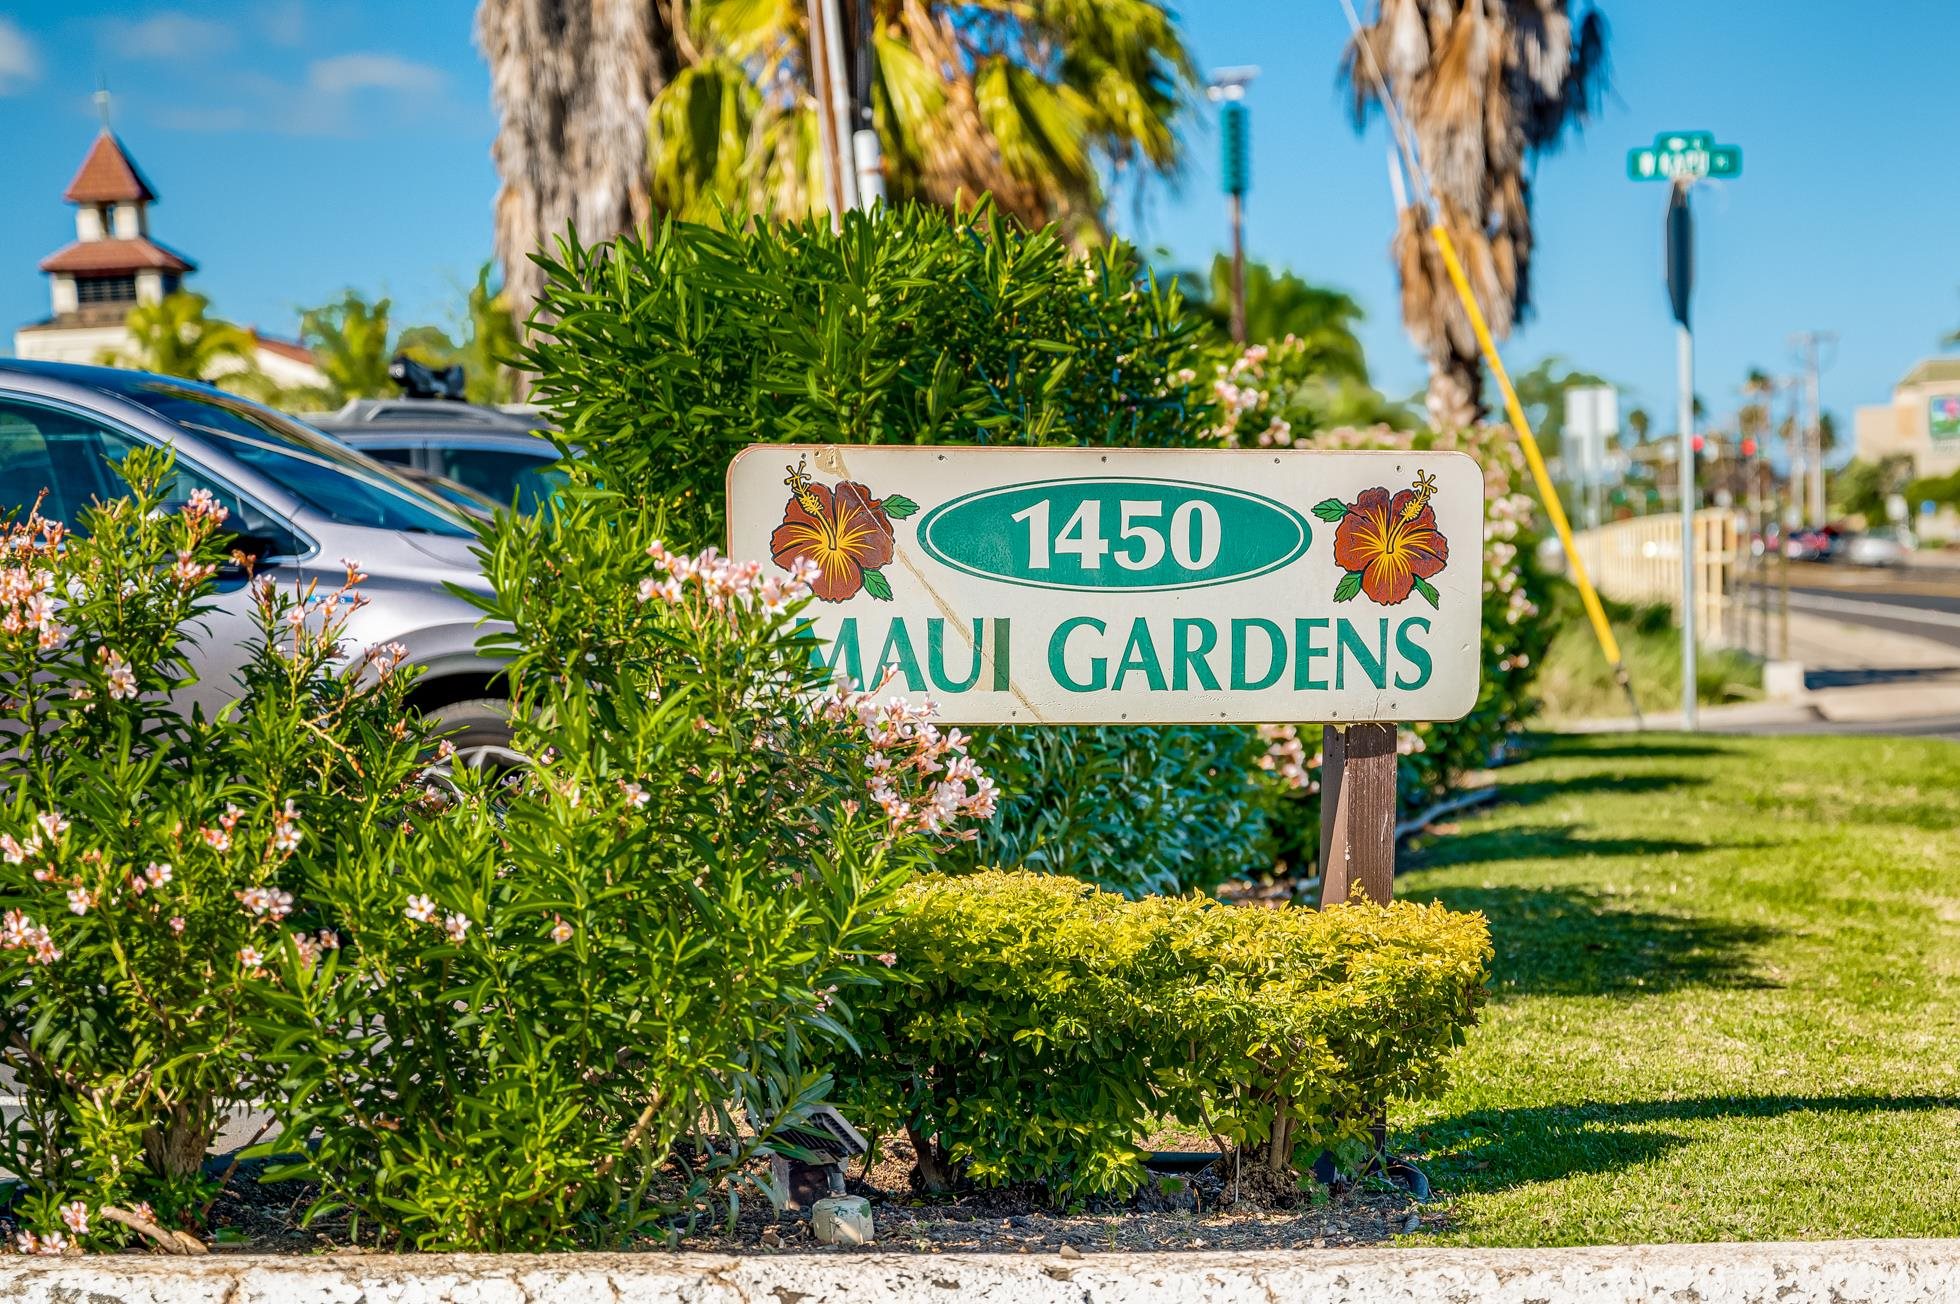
916, 477, 1311, 592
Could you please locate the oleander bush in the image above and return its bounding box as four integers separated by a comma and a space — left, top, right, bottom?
837, 871, 1491, 1200
251, 492, 994, 1251
519, 203, 1285, 896
0, 452, 426, 1252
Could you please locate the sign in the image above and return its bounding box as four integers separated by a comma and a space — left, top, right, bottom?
1930, 394, 1960, 441
1628, 131, 1742, 183
726, 446, 1485, 724
1563, 385, 1620, 488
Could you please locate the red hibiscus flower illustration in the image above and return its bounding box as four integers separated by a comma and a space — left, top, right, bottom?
1316, 477, 1449, 608
769, 465, 919, 602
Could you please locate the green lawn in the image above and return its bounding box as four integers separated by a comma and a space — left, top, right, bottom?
1394, 732, 1960, 1245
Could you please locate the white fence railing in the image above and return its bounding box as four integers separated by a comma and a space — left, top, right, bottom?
1568, 510, 1741, 647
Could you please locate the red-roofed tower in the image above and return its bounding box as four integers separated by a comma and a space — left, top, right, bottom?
33, 130, 196, 324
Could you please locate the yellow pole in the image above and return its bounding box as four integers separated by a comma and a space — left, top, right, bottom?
1429, 221, 1642, 723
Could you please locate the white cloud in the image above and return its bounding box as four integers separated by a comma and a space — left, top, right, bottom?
0, 17, 41, 95
259, 0, 306, 48
156, 53, 462, 138
102, 11, 237, 61
308, 53, 445, 97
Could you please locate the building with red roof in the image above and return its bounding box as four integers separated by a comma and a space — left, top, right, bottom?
14, 129, 323, 391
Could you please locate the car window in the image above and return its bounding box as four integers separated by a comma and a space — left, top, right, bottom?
0, 397, 303, 554
118, 383, 475, 538
438, 447, 568, 513
355, 444, 419, 468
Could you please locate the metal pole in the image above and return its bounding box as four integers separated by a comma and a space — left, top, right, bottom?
1678, 321, 1698, 731
819, 0, 859, 212
805, 0, 846, 224
1804, 341, 1826, 525
1228, 192, 1246, 345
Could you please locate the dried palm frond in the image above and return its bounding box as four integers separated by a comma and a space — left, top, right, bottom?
1344, 0, 1608, 429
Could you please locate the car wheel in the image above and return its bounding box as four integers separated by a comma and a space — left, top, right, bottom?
424, 697, 527, 775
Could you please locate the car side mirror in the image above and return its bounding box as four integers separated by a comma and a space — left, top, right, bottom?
218, 529, 289, 576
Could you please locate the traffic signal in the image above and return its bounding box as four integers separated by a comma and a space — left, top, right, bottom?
1741, 437, 1757, 457
1219, 101, 1249, 196
1691, 434, 1705, 454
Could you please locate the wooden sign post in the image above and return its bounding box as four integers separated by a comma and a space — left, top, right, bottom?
1318, 723, 1397, 906
728, 445, 1480, 901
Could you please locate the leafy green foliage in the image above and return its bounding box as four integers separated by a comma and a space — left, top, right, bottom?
522, 204, 1271, 897
839, 871, 1490, 1200
648, 0, 1192, 233
0, 453, 424, 1247
99, 290, 258, 384
959, 726, 1276, 897
251, 497, 981, 1250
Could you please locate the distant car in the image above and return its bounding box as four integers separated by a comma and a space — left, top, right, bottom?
306, 397, 566, 514
0, 360, 518, 770
1784, 527, 1839, 561
1843, 528, 1912, 568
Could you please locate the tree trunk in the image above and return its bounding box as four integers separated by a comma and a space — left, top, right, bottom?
142, 1102, 215, 1182
1425, 348, 1484, 433
476, 0, 679, 387
906, 1121, 956, 1193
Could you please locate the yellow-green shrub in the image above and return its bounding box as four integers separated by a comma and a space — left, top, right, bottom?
836, 871, 1490, 1199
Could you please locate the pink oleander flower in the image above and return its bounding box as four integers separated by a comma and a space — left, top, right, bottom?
169, 916, 186, 934
621, 781, 648, 810
443, 913, 470, 943
145, 861, 172, 889
183, 488, 229, 525
404, 894, 437, 924
238, 945, 265, 972
35, 812, 67, 841
549, 915, 573, 944
877, 952, 897, 967
58, 1202, 87, 1234
65, 888, 92, 916
103, 650, 137, 701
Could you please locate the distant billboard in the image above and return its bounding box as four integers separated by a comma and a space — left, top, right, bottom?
1932, 394, 1960, 441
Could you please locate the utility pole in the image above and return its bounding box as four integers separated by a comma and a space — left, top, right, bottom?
805, 0, 848, 224
1667, 180, 1698, 731
1791, 331, 1836, 525
1207, 68, 1257, 344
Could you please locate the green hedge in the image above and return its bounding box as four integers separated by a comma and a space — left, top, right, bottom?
838, 871, 1491, 1199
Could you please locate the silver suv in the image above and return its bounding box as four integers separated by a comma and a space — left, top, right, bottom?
0, 360, 513, 763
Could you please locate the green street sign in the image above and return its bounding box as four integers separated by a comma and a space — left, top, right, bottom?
1628, 130, 1741, 182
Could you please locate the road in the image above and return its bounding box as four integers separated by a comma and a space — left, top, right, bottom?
1727, 558, 1960, 740
1775, 560, 1960, 658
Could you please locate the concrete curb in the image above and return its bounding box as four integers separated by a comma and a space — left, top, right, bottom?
4, 1240, 1960, 1303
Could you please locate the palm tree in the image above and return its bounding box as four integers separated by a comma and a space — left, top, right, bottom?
101, 291, 260, 383
299, 291, 396, 404
476, 0, 676, 328
1187, 256, 1371, 383
1341, 1, 1608, 431
647, 0, 1193, 235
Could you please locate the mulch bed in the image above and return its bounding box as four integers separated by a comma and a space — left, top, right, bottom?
179, 1139, 1440, 1255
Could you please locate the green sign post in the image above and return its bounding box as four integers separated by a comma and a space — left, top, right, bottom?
1628, 131, 1742, 183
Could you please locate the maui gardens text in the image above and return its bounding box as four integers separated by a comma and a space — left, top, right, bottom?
727, 446, 1484, 726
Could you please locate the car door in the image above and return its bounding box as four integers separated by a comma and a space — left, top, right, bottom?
0, 395, 310, 720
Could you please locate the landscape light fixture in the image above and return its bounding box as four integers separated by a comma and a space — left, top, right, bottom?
1206, 67, 1259, 344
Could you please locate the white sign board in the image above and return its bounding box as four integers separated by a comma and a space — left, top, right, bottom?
726, 446, 1485, 724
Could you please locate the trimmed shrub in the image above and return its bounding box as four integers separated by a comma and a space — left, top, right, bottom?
838, 870, 1490, 1200
519, 204, 1284, 896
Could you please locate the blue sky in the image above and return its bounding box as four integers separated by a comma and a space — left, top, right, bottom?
3, 1, 1957, 434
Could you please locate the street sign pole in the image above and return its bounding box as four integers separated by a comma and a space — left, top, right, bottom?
1635, 132, 1738, 732
1667, 181, 1698, 732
